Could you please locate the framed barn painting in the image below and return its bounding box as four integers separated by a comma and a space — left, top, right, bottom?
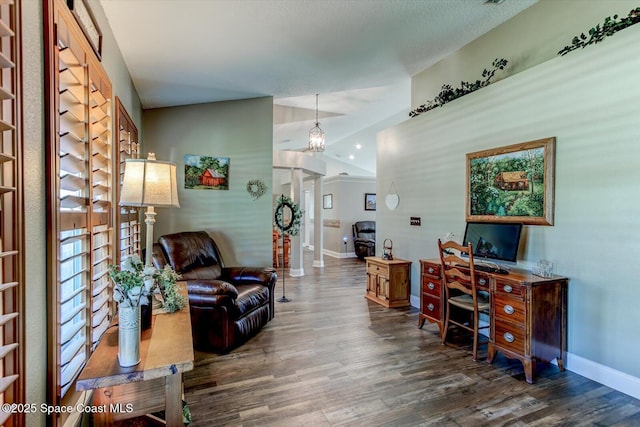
184, 154, 230, 190
466, 137, 555, 225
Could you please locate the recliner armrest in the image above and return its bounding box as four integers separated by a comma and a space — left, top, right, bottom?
187, 279, 239, 298
220, 267, 277, 289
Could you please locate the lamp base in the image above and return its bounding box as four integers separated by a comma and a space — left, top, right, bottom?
277, 296, 291, 303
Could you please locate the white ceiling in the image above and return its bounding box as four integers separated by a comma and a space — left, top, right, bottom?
100, 0, 538, 174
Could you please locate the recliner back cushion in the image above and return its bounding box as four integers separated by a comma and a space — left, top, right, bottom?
159, 231, 222, 278
354, 221, 375, 241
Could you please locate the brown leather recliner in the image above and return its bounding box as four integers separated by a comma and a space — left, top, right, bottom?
353, 221, 376, 260
152, 230, 277, 353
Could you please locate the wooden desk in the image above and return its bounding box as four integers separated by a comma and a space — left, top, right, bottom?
419, 259, 568, 383
77, 287, 194, 425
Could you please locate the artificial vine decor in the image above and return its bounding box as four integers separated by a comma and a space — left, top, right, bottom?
409, 58, 508, 118
558, 7, 640, 56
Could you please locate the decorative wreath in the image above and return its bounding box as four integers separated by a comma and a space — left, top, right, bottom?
246, 179, 267, 200
274, 194, 303, 236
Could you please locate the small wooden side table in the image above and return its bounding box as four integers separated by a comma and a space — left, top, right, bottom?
77, 286, 194, 425
364, 257, 412, 308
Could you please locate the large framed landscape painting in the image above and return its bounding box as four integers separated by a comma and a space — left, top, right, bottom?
466, 137, 555, 225
184, 154, 230, 190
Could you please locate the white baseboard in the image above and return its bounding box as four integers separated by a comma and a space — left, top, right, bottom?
408, 297, 640, 400
566, 352, 640, 400
312, 260, 325, 268
323, 249, 356, 259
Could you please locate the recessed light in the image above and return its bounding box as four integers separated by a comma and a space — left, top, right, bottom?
349, 155, 355, 160
355, 144, 362, 150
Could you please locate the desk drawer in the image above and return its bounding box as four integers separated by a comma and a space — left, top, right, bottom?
421, 293, 441, 318
422, 276, 441, 297
422, 263, 440, 277
494, 296, 525, 325
476, 274, 490, 291
495, 280, 525, 300
494, 321, 525, 355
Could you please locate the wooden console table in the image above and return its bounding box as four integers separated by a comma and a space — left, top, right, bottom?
77, 287, 194, 425
365, 257, 411, 308
419, 259, 568, 383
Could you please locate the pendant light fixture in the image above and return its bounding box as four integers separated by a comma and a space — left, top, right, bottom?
308, 93, 325, 152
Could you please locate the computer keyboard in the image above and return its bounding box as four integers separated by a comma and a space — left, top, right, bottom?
474, 264, 509, 274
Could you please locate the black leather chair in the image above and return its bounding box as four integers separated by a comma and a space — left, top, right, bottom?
353, 221, 376, 260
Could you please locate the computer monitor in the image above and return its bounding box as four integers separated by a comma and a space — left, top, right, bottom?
462, 222, 522, 263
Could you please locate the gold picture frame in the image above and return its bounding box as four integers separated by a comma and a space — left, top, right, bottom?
466, 137, 556, 225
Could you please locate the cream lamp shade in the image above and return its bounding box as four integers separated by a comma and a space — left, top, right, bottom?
119, 154, 180, 268
119, 158, 180, 208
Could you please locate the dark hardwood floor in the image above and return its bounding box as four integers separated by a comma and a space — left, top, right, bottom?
183, 251, 640, 426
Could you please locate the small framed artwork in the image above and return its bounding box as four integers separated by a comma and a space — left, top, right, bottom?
184, 154, 230, 190
323, 194, 333, 209
466, 137, 555, 225
364, 193, 376, 211
67, 0, 103, 60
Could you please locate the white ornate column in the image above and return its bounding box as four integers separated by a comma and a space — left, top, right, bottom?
313, 175, 324, 268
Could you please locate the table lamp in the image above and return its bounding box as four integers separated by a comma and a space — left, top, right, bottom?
119, 153, 180, 267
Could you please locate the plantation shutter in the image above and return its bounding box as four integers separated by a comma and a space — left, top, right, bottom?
0, 2, 24, 425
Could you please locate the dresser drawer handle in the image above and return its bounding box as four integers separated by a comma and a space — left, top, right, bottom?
427, 303, 434, 311
427, 282, 435, 290
428, 267, 435, 274
503, 332, 515, 343
503, 285, 513, 293
503, 305, 515, 315
478, 278, 487, 286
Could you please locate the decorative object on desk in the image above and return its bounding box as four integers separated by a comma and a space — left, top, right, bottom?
109, 254, 156, 331
108, 255, 154, 367
533, 259, 554, 278
246, 178, 267, 200
385, 181, 399, 211
382, 239, 393, 260
156, 264, 186, 313
120, 152, 180, 270
323, 193, 333, 209
117, 304, 141, 367
466, 137, 555, 225
184, 154, 230, 190
364, 193, 376, 211
274, 194, 303, 302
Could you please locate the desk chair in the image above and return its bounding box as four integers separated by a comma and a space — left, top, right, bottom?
438, 239, 490, 361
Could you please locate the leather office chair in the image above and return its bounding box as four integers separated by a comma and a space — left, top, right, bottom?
438, 239, 490, 361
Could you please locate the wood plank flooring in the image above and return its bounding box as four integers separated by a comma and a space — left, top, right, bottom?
183, 252, 640, 426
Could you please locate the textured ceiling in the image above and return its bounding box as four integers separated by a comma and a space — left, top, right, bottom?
100, 0, 538, 173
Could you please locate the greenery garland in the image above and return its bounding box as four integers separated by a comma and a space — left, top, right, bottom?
409, 58, 508, 118
558, 7, 640, 56
274, 195, 303, 236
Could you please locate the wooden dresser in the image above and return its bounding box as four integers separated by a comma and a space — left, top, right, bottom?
365, 257, 411, 308
419, 259, 568, 383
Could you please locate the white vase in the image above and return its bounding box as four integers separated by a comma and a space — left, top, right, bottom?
118, 305, 141, 367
